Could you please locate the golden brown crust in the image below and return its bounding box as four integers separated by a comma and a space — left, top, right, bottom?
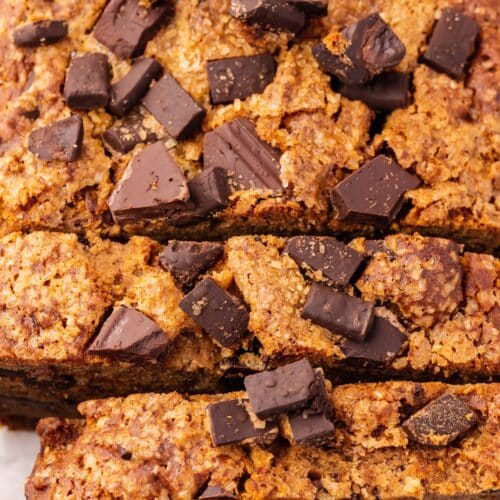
26, 382, 500, 499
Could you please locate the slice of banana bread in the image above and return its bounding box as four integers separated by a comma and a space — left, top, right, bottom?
0, 231, 497, 426
26, 380, 500, 499
1, 0, 498, 249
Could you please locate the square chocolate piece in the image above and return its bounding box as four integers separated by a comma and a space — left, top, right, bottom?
244, 358, 317, 419
207, 398, 277, 446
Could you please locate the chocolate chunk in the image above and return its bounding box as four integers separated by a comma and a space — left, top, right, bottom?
289, 411, 335, 446
168, 167, 230, 226
341, 314, 407, 364
331, 155, 421, 225
422, 8, 479, 79
109, 57, 163, 116
64, 53, 110, 110
28, 116, 83, 162
207, 54, 276, 105
310, 369, 334, 419
244, 359, 317, 419
87, 305, 169, 361
108, 141, 189, 224
102, 114, 157, 154
302, 283, 375, 341
179, 278, 249, 347
338, 71, 410, 111
313, 42, 370, 86
207, 398, 277, 446
159, 241, 224, 287
289, 0, 328, 16
93, 0, 170, 59
203, 118, 282, 191
313, 13, 405, 85
13, 20, 67, 47
198, 485, 237, 499
402, 393, 478, 446
142, 74, 205, 140
284, 236, 364, 287
230, 0, 305, 34
20, 108, 40, 120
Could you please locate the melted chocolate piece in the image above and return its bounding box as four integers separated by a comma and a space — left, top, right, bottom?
207, 54, 277, 105
87, 305, 169, 361
108, 141, 189, 224
109, 57, 163, 116
422, 8, 479, 79
402, 393, 478, 446
313, 13, 405, 85
142, 74, 206, 140
289, 0, 328, 16
284, 236, 364, 287
198, 485, 237, 499
64, 53, 110, 110
93, 0, 171, 59
341, 314, 407, 364
102, 113, 157, 154
13, 20, 67, 47
159, 241, 224, 287
207, 398, 278, 446
244, 359, 317, 419
179, 278, 249, 347
203, 118, 282, 191
331, 155, 421, 225
338, 71, 410, 111
302, 283, 375, 341
28, 116, 83, 162
229, 0, 305, 34
168, 167, 230, 227
289, 410, 335, 446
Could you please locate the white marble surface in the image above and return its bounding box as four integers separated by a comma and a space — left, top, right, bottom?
0, 427, 39, 500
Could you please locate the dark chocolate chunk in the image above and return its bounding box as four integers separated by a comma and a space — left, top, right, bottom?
338, 71, 410, 111
244, 358, 317, 419
198, 485, 237, 499
142, 74, 205, 139
402, 393, 478, 446
289, 411, 335, 446
422, 8, 479, 79
203, 118, 282, 191
284, 236, 364, 287
302, 283, 375, 341
229, 0, 305, 34
20, 108, 40, 120
313, 42, 371, 87
207, 398, 277, 446
64, 53, 110, 110
93, 0, 170, 59
341, 314, 407, 364
313, 13, 405, 85
87, 305, 169, 361
28, 115, 83, 162
108, 141, 189, 224
179, 278, 249, 347
102, 113, 157, 154
168, 167, 230, 226
331, 155, 421, 225
310, 369, 334, 419
159, 241, 224, 287
289, 0, 328, 16
13, 20, 68, 47
117, 445, 132, 460
109, 57, 163, 116
207, 54, 277, 105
